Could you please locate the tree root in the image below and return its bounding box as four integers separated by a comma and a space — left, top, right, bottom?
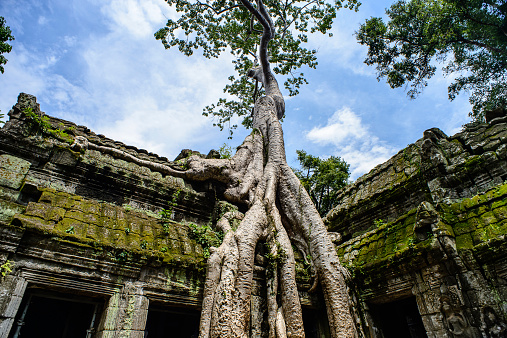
71, 86, 357, 338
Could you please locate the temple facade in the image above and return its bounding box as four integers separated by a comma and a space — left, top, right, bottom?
0, 93, 506, 337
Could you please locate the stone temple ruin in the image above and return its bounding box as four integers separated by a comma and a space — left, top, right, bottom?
0, 93, 506, 337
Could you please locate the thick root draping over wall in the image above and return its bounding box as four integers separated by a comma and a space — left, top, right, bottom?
72, 96, 358, 338
185, 96, 357, 338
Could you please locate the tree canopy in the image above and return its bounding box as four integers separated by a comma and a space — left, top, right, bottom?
156, 0, 360, 135
0, 16, 14, 74
357, 0, 507, 121
294, 150, 349, 217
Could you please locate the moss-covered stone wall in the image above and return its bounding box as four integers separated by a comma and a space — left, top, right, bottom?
326, 119, 507, 241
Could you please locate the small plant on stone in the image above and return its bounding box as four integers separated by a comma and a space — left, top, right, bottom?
159, 189, 182, 234
374, 219, 386, 228
23, 107, 74, 144
187, 222, 224, 258
140, 240, 148, 250
65, 226, 75, 234
1, 260, 14, 277
218, 143, 233, 159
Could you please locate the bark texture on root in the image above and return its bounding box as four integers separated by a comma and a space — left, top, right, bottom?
71, 67, 357, 338
72, 93, 358, 337
194, 95, 357, 338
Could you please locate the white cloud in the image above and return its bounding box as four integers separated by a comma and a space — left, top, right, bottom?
306, 107, 396, 179
37, 16, 47, 25
0, 0, 239, 159
102, 0, 170, 39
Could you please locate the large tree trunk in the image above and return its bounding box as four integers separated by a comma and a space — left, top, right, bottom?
72, 82, 359, 337
187, 92, 357, 337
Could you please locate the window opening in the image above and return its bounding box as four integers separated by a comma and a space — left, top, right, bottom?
9, 289, 103, 338
144, 305, 200, 338
368, 296, 427, 338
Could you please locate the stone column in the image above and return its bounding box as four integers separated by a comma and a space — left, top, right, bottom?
0, 274, 27, 338
96, 282, 149, 338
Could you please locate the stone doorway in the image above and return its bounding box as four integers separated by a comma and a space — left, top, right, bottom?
302, 307, 331, 338
144, 304, 200, 337
8, 289, 103, 338
369, 296, 427, 338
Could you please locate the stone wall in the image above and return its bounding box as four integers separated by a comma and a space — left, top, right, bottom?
325, 120, 507, 241
0, 94, 212, 337
331, 113, 507, 337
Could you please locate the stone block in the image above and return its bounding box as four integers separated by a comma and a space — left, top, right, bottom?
101, 306, 121, 331
95, 330, 116, 338
429, 312, 445, 331
50, 148, 79, 167
128, 331, 146, 338
421, 314, 436, 332
0, 276, 26, 318
66, 209, 99, 224
12, 214, 55, 230
0, 200, 25, 224
455, 234, 474, 249
0, 318, 15, 338
0, 155, 31, 190
432, 329, 452, 338
130, 308, 148, 330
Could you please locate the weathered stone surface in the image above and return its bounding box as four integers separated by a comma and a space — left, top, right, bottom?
326, 120, 507, 241
0, 155, 31, 190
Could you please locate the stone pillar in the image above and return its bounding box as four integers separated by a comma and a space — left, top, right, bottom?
0, 274, 27, 338
96, 282, 149, 338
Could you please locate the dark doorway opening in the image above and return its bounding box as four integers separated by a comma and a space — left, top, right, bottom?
144, 305, 200, 338
369, 297, 427, 338
9, 289, 103, 338
302, 306, 331, 338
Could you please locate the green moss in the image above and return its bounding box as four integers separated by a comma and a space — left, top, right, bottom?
0, 199, 26, 223
462, 155, 484, 170
456, 233, 474, 249
8, 187, 207, 269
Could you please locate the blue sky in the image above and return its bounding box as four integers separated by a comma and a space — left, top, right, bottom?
0, 0, 472, 179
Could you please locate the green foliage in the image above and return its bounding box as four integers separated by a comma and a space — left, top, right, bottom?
159, 189, 182, 233
357, 0, 507, 121
218, 143, 233, 159
187, 222, 224, 258
65, 226, 75, 234
23, 107, 74, 143
140, 240, 148, 250
0, 17, 14, 74
156, 0, 360, 135
264, 242, 287, 278
293, 150, 350, 217
114, 250, 131, 262
374, 219, 386, 228
1, 260, 14, 277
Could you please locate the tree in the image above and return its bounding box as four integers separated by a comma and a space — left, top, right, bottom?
0, 16, 14, 74
151, 0, 361, 336
156, 0, 359, 136
294, 150, 350, 217
356, 0, 507, 121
